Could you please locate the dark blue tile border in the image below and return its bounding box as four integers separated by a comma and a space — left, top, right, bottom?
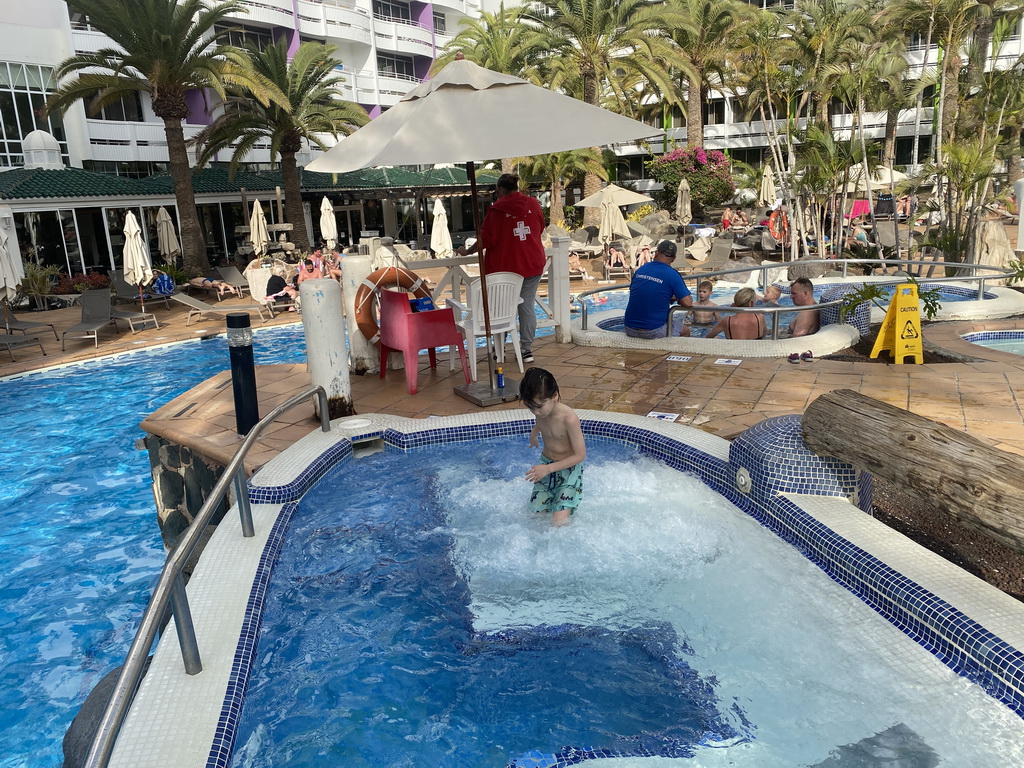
214, 416, 1024, 767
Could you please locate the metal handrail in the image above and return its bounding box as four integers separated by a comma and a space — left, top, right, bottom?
85, 386, 331, 768
573, 257, 1017, 330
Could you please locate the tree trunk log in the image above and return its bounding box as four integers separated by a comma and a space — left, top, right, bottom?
802, 389, 1024, 556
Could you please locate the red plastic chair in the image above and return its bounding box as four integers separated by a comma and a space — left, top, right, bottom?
378, 288, 470, 395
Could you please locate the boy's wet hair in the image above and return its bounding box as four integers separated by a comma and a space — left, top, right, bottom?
698, 280, 714, 291
520, 367, 559, 410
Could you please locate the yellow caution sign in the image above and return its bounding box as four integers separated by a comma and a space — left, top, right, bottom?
870, 283, 923, 364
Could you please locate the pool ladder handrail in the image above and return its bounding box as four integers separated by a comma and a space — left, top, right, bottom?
85, 385, 331, 768
573, 257, 1017, 333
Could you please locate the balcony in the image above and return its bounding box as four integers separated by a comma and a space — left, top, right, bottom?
372, 17, 434, 57
297, 0, 373, 46
233, 0, 295, 27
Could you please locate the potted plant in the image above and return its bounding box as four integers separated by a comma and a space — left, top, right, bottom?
20, 262, 60, 309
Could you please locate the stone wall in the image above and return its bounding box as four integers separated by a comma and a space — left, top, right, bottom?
143, 434, 230, 548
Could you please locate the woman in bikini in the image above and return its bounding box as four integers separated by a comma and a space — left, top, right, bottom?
707, 288, 766, 340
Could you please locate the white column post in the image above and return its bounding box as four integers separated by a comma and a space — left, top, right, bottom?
340, 254, 379, 374
549, 235, 572, 343
300, 278, 354, 419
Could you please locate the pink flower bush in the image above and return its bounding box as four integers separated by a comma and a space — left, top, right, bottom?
646, 146, 735, 213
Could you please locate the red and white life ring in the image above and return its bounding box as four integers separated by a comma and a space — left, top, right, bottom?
353, 266, 431, 344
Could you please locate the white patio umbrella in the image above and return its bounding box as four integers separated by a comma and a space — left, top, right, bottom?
121, 211, 153, 311
0, 223, 24, 302
759, 164, 777, 208
429, 198, 454, 258
575, 183, 653, 209
675, 177, 692, 226
250, 201, 270, 257
305, 55, 662, 394
319, 197, 338, 251
155, 207, 180, 261
598, 198, 631, 248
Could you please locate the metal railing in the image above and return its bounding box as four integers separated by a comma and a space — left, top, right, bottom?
85, 386, 331, 768
574, 257, 1017, 334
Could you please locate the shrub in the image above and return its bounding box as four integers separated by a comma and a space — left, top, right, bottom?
645, 146, 735, 215
53, 271, 111, 294
627, 203, 656, 222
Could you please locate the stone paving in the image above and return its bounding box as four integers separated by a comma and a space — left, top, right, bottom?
4, 288, 1024, 472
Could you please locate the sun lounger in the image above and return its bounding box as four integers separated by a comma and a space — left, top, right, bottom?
216, 265, 250, 298
685, 236, 734, 274
169, 292, 268, 326
2, 298, 58, 340
62, 288, 114, 350
110, 270, 171, 310
110, 306, 160, 334
0, 333, 45, 362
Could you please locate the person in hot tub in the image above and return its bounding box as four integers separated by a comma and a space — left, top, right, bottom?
623, 240, 693, 338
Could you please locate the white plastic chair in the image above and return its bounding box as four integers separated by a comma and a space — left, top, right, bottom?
447, 271, 524, 381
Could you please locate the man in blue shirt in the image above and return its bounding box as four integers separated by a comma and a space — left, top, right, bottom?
623, 240, 693, 338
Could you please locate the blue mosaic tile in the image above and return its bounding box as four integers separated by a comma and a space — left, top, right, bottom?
729, 415, 862, 502
213, 415, 1024, 768
964, 330, 1024, 343
819, 284, 871, 337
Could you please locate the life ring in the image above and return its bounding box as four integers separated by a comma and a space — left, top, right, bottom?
768, 209, 789, 241
354, 266, 431, 343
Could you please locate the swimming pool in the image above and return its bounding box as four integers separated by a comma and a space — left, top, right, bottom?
111, 412, 1024, 768
0, 324, 307, 768
226, 437, 1024, 766
962, 330, 1024, 356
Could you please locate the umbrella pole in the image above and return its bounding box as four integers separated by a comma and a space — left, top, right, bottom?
453, 161, 519, 406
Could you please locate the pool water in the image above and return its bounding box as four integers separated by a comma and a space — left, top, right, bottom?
963, 331, 1024, 356
229, 438, 1024, 767
0, 325, 307, 768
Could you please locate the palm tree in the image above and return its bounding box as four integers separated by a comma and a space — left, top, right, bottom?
525, 0, 682, 217
435, 4, 544, 174
830, 41, 902, 256
884, 0, 984, 158
786, 0, 872, 125
434, 3, 541, 79
194, 39, 368, 251
517, 149, 607, 225
46, 0, 282, 275
667, 0, 748, 148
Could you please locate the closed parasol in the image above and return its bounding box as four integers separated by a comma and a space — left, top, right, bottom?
319, 197, 338, 251
250, 201, 270, 257
121, 212, 153, 310
155, 207, 180, 261
429, 198, 454, 258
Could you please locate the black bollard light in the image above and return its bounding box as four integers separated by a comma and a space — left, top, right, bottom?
226, 313, 259, 435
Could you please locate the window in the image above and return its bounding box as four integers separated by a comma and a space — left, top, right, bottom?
0, 62, 71, 167
703, 99, 725, 126
82, 160, 169, 178
377, 53, 415, 80
215, 24, 273, 52
373, 0, 411, 22
95, 92, 144, 122
433, 12, 446, 35
616, 155, 649, 181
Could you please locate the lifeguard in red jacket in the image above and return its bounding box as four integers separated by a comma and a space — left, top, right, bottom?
458, 173, 546, 363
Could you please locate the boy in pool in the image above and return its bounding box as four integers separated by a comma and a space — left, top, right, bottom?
688, 280, 720, 328
756, 284, 782, 306
521, 367, 586, 526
